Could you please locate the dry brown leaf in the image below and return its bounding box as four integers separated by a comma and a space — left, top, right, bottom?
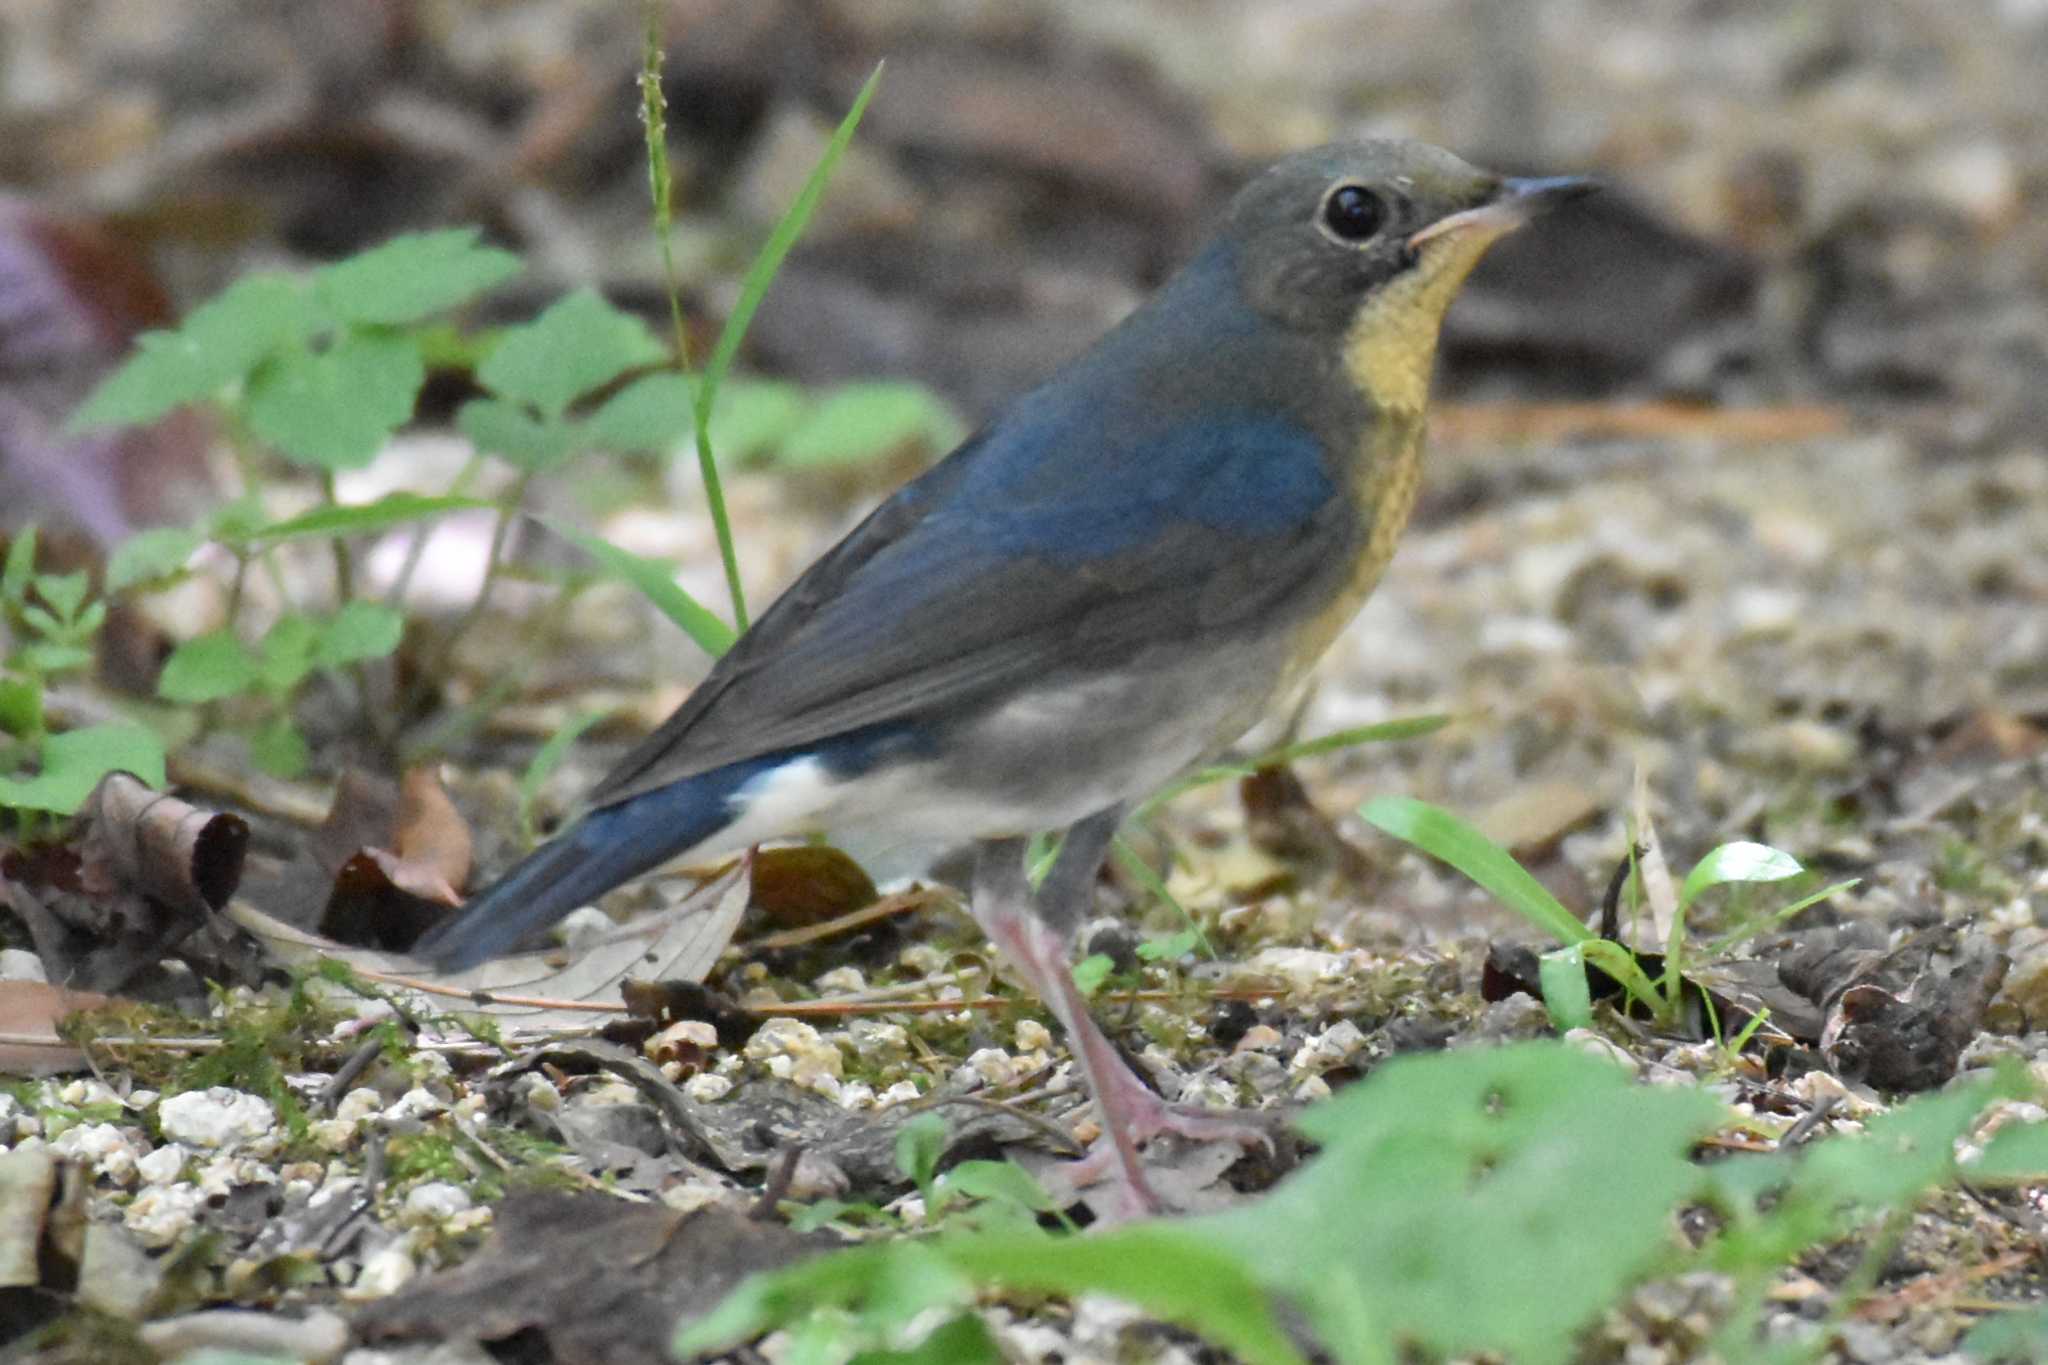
0, 981, 114, 1076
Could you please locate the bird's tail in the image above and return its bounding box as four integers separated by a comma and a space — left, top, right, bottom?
410, 772, 742, 972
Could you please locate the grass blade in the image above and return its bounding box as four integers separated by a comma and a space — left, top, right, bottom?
1360, 795, 1590, 946
537, 516, 735, 657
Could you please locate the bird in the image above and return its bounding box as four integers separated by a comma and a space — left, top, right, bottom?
413, 140, 1593, 1217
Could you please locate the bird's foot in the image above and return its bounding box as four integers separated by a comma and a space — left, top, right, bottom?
1060, 1070, 1274, 1221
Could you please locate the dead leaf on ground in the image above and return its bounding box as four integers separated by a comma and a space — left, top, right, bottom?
78, 771, 248, 915
231, 860, 752, 1036
314, 766, 473, 951
744, 844, 876, 929
2, 774, 246, 991
0, 981, 115, 1077
352, 1195, 831, 1364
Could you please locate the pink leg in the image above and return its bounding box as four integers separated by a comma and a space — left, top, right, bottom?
972, 835, 1269, 1219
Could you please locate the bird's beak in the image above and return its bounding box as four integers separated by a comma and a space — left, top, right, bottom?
1407, 175, 1598, 250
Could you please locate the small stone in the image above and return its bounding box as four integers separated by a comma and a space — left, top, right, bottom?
838, 1081, 875, 1109
135, 1144, 186, 1185
898, 943, 949, 975
1566, 1029, 1641, 1072
962, 1048, 1017, 1087
124, 1183, 205, 1248
1014, 1020, 1052, 1052
1289, 1020, 1368, 1073
518, 1074, 563, 1113
814, 966, 867, 994
50, 1122, 140, 1185
876, 1080, 921, 1108
782, 1150, 850, 1203
196, 1155, 275, 1198
743, 1018, 843, 1087
349, 1244, 417, 1300
556, 905, 617, 950
138, 1308, 348, 1364
847, 1019, 910, 1057
157, 1089, 276, 1150
683, 1073, 733, 1103
1243, 947, 1347, 991
1477, 994, 1553, 1041
0, 949, 47, 982
401, 1181, 474, 1226
333, 1088, 381, 1124
310, 1120, 359, 1153
1234, 1024, 1284, 1053
382, 1088, 447, 1123
1291, 1075, 1331, 1102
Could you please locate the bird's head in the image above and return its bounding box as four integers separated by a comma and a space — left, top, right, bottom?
1225, 140, 1593, 414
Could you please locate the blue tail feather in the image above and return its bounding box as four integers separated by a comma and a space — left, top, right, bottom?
412, 770, 743, 971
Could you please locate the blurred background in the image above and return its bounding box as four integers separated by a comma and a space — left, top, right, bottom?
1, 0, 2044, 897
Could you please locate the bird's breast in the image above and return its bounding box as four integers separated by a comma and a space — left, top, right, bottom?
1276, 406, 1428, 686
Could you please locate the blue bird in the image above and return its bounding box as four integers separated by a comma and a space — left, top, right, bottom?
413, 141, 1593, 1216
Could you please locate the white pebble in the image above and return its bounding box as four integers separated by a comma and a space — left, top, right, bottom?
401, 1181, 473, 1226
136, 1144, 187, 1186
349, 1244, 417, 1300
1014, 1020, 1052, 1052
381, 1088, 448, 1123
683, 1074, 733, 1103
876, 1081, 921, 1108
124, 1183, 205, 1248
846, 1019, 909, 1057
48, 1129, 142, 1186
814, 966, 867, 994
157, 1089, 276, 1150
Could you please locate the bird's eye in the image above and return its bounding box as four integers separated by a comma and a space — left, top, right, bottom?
1321, 184, 1386, 242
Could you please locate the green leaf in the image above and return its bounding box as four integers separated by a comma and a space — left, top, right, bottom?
2, 526, 37, 605
775, 382, 966, 468
244, 330, 425, 470
0, 676, 42, 737
71, 275, 321, 429
157, 631, 261, 703
315, 601, 403, 667
1070, 953, 1114, 997
1210, 1042, 1723, 1365
206, 494, 268, 546
457, 398, 577, 471
586, 372, 695, 455
475, 288, 664, 419
1966, 1119, 2048, 1182
934, 1161, 1062, 1218
1537, 943, 1594, 1031
18, 642, 93, 675
942, 1226, 1314, 1365
313, 227, 521, 325
0, 724, 167, 814
248, 493, 493, 543
257, 615, 319, 693
706, 379, 809, 463
32, 571, 89, 622
1677, 841, 1803, 912
1360, 795, 1591, 946
536, 517, 735, 657
894, 1112, 948, 1193
108, 527, 205, 593
250, 714, 309, 779
1964, 1301, 2048, 1362
1135, 928, 1202, 962
699, 65, 883, 422
849, 1313, 1000, 1365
